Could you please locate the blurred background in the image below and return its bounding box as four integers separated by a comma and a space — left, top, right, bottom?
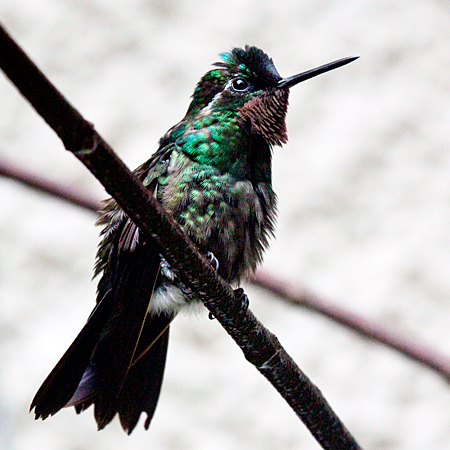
1, 0, 450, 449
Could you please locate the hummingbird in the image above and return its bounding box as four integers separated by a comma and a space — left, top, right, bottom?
30, 46, 357, 434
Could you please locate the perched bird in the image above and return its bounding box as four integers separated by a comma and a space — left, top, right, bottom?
31, 46, 356, 433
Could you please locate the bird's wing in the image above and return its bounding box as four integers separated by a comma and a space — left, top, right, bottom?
31, 144, 176, 431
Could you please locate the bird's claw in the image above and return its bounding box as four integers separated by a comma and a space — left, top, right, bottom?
209, 288, 248, 320
234, 287, 249, 311
205, 251, 219, 272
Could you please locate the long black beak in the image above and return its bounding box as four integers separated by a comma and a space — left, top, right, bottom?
277, 56, 358, 89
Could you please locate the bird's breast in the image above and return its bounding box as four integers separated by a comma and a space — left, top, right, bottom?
157, 154, 275, 282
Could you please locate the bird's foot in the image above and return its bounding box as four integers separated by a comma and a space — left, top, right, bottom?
209, 288, 249, 320
205, 251, 219, 272
233, 287, 249, 311
205, 252, 219, 320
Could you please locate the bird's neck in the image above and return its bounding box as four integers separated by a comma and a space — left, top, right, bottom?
163, 109, 272, 184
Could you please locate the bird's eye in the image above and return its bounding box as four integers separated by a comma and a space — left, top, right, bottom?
231, 78, 250, 92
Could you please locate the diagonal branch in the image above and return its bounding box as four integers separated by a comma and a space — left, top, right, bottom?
251, 271, 450, 382
3, 157, 450, 384
0, 156, 100, 212
0, 23, 361, 449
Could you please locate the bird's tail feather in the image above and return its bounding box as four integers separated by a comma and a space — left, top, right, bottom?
30, 291, 115, 419
31, 239, 171, 432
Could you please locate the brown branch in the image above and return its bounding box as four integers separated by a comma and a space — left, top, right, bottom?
0, 156, 100, 212
251, 271, 450, 383
2, 157, 450, 384
0, 23, 361, 449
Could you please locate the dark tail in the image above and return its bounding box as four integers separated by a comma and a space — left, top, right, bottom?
73, 311, 172, 433
117, 318, 171, 433
31, 240, 172, 433
30, 290, 116, 419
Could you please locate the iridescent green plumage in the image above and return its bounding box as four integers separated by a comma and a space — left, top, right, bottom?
98, 46, 285, 283
31, 45, 357, 434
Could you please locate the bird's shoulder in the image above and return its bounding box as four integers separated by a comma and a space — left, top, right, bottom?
93, 141, 177, 278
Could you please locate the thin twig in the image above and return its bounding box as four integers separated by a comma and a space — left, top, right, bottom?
0, 156, 100, 212
2, 156, 450, 384
251, 271, 450, 383
0, 23, 361, 449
